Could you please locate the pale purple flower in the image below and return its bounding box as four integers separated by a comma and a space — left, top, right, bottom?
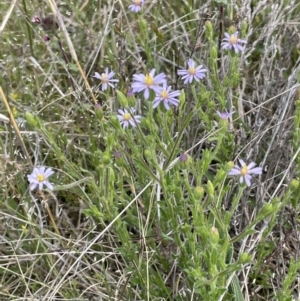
32, 15, 41, 24
228, 159, 262, 187
129, 0, 145, 12
117, 108, 141, 129
93, 68, 119, 91
131, 69, 166, 99
153, 82, 180, 110
221, 31, 247, 53
43, 35, 51, 42
27, 166, 54, 191
127, 88, 134, 97
179, 153, 188, 162
177, 59, 207, 84
216, 109, 235, 120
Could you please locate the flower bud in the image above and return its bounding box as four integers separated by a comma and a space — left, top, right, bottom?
208, 100, 215, 110
25, 112, 39, 128
12, 107, 18, 118
144, 149, 152, 160
211, 45, 218, 60
210, 226, 219, 244
215, 169, 226, 183
116, 90, 128, 107
194, 186, 204, 200
95, 103, 104, 120
179, 89, 185, 106
110, 115, 123, 131
179, 153, 192, 170
127, 92, 136, 107
207, 180, 214, 197
205, 21, 213, 40
241, 21, 248, 36
114, 151, 124, 167
228, 26, 237, 35
102, 152, 111, 165
259, 203, 274, 219
205, 20, 213, 33
238, 252, 252, 264
227, 161, 235, 170
290, 179, 299, 191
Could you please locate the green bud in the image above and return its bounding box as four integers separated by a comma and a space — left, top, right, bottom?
205, 21, 213, 40
144, 149, 152, 160
207, 180, 214, 197
142, 118, 151, 130
128, 95, 136, 107
207, 100, 215, 110
116, 90, 128, 107
241, 21, 248, 36
238, 252, 252, 264
179, 89, 185, 106
211, 45, 218, 60
205, 20, 213, 31
259, 203, 274, 219
228, 26, 237, 35
211, 226, 219, 244
25, 112, 39, 128
194, 186, 204, 200
227, 161, 235, 170
12, 107, 18, 118
95, 103, 104, 120
114, 151, 124, 167
110, 115, 122, 130
216, 169, 226, 183
290, 179, 299, 191
102, 152, 111, 165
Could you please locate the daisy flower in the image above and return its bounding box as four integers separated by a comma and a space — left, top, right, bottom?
129, 0, 145, 12
177, 59, 207, 84
228, 159, 262, 187
93, 68, 119, 91
117, 108, 141, 129
27, 166, 54, 191
131, 69, 166, 99
216, 109, 235, 120
153, 82, 180, 110
221, 31, 247, 53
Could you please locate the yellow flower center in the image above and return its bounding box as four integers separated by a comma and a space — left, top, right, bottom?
229, 35, 238, 45
188, 66, 196, 75
145, 74, 154, 86
101, 73, 108, 83
123, 113, 131, 121
37, 174, 45, 182
134, 0, 142, 4
240, 165, 248, 176
160, 90, 168, 99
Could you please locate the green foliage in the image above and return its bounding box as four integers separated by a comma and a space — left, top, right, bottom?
1, 0, 300, 300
